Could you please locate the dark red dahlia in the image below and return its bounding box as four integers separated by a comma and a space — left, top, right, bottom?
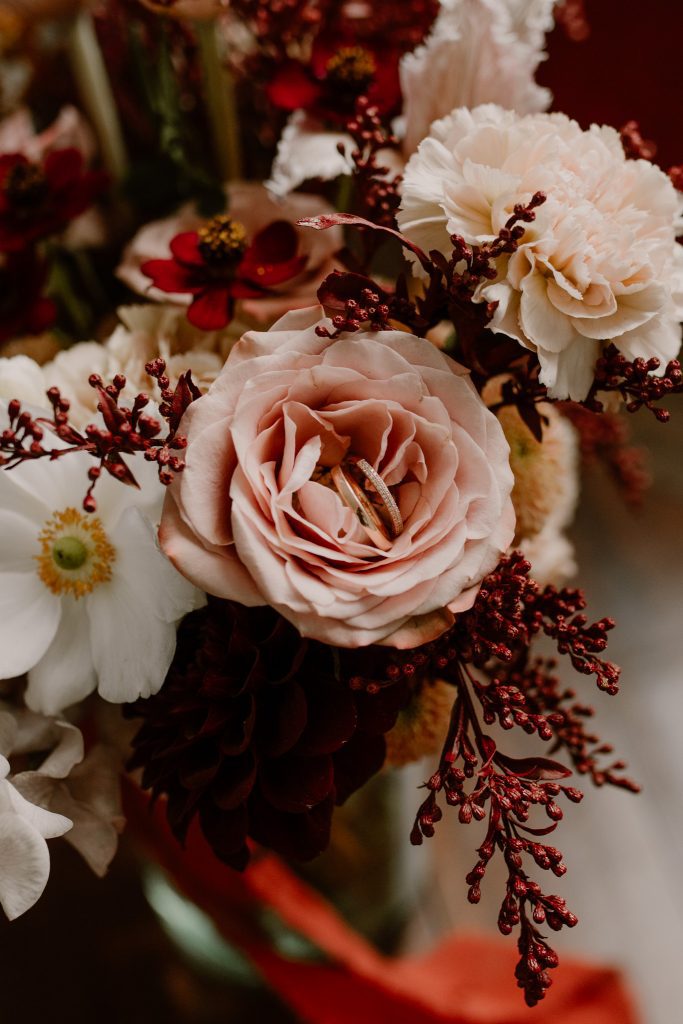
0, 251, 56, 344
126, 600, 409, 870
0, 149, 107, 253
267, 38, 401, 123
141, 214, 308, 331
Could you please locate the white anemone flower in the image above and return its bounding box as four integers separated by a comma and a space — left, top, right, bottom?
0, 709, 72, 920
0, 432, 203, 714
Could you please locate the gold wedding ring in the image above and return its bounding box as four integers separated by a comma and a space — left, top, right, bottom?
350, 457, 404, 538
331, 464, 393, 551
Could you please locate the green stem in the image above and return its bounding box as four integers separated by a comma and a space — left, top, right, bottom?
194, 20, 242, 182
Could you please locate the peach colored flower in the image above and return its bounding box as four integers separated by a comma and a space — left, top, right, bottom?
159, 306, 515, 648
44, 304, 236, 429
117, 183, 342, 327
400, 0, 554, 157
483, 376, 579, 543
399, 105, 683, 400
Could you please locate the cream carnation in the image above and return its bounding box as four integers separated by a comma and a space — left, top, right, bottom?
160, 306, 516, 648
400, 0, 554, 157
44, 305, 234, 429
399, 105, 683, 399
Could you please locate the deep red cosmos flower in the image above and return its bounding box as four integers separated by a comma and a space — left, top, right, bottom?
267, 38, 402, 124
0, 251, 56, 344
141, 214, 309, 331
0, 148, 107, 253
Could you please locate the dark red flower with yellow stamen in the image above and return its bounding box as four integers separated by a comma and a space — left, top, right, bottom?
0, 148, 107, 253
267, 38, 402, 124
141, 214, 309, 331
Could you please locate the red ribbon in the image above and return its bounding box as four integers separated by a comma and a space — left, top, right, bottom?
123, 780, 640, 1024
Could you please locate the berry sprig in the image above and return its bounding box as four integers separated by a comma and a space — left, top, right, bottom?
585, 345, 683, 421
347, 553, 632, 1006
338, 96, 402, 229
0, 360, 200, 512
410, 668, 583, 1007
302, 192, 547, 344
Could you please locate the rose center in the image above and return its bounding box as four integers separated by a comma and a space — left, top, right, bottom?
325, 46, 376, 93
3, 162, 47, 212
36, 507, 116, 598
197, 215, 248, 268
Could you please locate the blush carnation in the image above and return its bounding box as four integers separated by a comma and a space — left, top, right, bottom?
398, 105, 683, 399
159, 306, 516, 648
399, 0, 554, 157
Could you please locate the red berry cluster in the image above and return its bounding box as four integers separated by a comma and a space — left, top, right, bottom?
0, 359, 199, 512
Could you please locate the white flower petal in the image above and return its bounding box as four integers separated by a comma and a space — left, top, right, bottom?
7, 779, 71, 838
85, 507, 200, 705
268, 112, 354, 196
0, 810, 51, 920
109, 505, 205, 623
25, 598, 95, 715
33, 721, 84, 780
400, 0, 553, 156
0, 509, 42, 572
0, 574, 61, 680
87, 580, 179, 702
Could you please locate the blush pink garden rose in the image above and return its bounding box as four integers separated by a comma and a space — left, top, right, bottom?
398, 105, 683, 400
159, 306, 516, 648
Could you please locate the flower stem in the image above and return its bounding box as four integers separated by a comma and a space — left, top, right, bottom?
194, 20, 242, 183
67, 11, 128, 181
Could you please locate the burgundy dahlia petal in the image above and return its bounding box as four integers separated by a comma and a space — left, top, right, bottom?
293, 679, 357, 756
249, 791, 335, 862
260, 753, 334, 813
332, 732, 387, 805
126, 600, 411, 869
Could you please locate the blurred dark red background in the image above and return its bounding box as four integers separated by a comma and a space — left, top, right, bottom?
541, 0, 683, 170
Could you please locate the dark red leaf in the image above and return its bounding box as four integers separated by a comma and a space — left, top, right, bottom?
495, 751, 573, 781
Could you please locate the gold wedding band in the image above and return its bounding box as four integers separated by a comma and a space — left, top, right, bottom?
330, 464, 393, 551
350, 457, 404, 538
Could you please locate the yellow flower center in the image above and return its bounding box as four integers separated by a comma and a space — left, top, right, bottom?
325, 46, 377, 87
197, 215, 248, 266
36, 507, 116, 598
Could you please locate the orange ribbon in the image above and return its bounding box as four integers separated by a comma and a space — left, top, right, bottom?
123, 780, 640, 1024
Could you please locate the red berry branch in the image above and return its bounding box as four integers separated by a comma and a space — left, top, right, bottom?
302, 191, 547, 345
337, 96, 402, 230
0, 359, 200, 512
585, 345, 683, 421
348, 553, 632, 1007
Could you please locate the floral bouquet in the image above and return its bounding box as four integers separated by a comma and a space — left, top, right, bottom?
0, 0, 678, 1016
